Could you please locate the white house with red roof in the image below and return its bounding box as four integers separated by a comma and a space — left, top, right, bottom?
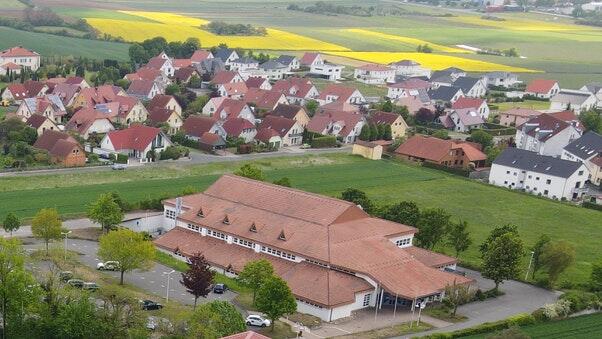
145, 55, 175, 77
387, 78, 431, 100
210, 71, 244, 86
307, 111, 366, 143
99, 124, 172, 160
318, 84, 365, 105
217, 82, 248, 100
0, 46, 40, 74
440, 109, 485, 133
2, 83, 30, 104
271, 77, 319, 105
127, 80, 161, 101
190, 50, 214, 64
525, 79, 560, 99
66, 108, 115, 139
202, 97, 255, 123
245, 77, 272, 91
515, 113, 582, 157
451, 97, 490, 119
182, 116, 226, 140
222, 118, 257, 142
300, 52, 324, 68
353, 64, 395, 85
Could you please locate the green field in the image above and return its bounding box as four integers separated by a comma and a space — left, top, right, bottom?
458, 313, 602, 338
1, 154, 599, 285
494, 100, 551, 112
0, 27, 130, 61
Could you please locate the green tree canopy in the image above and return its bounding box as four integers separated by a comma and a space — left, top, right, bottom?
591, 259, 602, 292
234, 164, 265, 181
416, 208, 451, 249
358, 124, 371, 141
98, 228, 155, 284
255, 275, 297, 331
340, 188, 374, 215
87, 193, 124, 233
539, 240, 575, 286
2, 213, 21, 236
470, 129, 493, 149
188, 300, 246, 338
579, 109, 602, 133
31, 208, 63, 255
238, 259, 274, 304
447, 220, 472, 258
531, 234, 551, 279
481, 232, 524, 291
381, 201, 420, 226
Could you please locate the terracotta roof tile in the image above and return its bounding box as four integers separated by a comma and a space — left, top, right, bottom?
107, 124, 162, 151
183, 116, 219, 138
258, 115, 296, 138
526, 79, 558, 94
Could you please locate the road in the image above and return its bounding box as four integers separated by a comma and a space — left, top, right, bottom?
24, 238, 236, 307
0, 146, 351, 177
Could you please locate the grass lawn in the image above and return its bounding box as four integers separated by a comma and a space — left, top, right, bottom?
333, 321, 432, 338
494, 100, 550, 112
2, 154, 600, 285
457, 312, 602, 339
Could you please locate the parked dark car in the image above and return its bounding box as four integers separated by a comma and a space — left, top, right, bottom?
213, 283, 227, 294
59, 271, 73, 282
67, 279, 84, 288
82, 282, 100, 291
141, 300, 163, 310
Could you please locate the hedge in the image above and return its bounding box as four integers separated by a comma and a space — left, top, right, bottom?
424, 313, 535, 338
311, 136, 337, 148
582, 201, 602, 211
422, 161, 470, 177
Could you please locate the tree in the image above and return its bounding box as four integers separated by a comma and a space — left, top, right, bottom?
579, 109, 602, 133
165, 83, 181, 96
485, 145, 502, 166
539, 240, 575, 285
381, 201, 420, 226
481, 232, 524, 292
273, 177, 292, 187
340, 188, 374, 215
2, 213, 20, 236
443, 280, 474, 316
98, 228, 155, 284
238, 259, 274, 304
305, 100, 318, 117
180, 253, 214, 309
87, 193, 124, 234
97, 285, 145, 337
531, 234, 551, 279
479, 224, 518, 254
234, 164, 265, 181
369, 123, 379, 141
470, 129, 493, 149
0, 238, 39, 338
447, 220, 472, 258
53, 296, 104, 339
255, 275, 297, 331
416, 208, 451, 249
358, 124, 371, 141
185, 95, 209, 116
383, 124, 392, 141
188, 300, 246, 338
432, 129, 449, 139
380, 99, 393, 112
31, 208, 63, 255
415, 107, 435, 123
591, 259, 602, 292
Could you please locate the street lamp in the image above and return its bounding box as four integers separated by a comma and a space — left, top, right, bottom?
163, 270, 175, 303
61, 231, 72, 261
525, 250, 535, 280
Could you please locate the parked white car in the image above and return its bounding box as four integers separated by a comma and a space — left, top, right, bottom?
245, 314, 271, 327
97, 261, 120, 271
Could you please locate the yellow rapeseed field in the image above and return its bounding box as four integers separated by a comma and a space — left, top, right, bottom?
86, 11, 348, 51
447, 15, 590, 32
345, 29, 469, 54
325, 51, 539, 73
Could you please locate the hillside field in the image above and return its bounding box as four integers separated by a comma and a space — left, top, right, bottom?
1, 154, 599, 286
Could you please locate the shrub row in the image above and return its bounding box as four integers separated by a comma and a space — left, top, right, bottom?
422, 161, 470, 177
311, 136, 337, 148
425, 313, 535, 338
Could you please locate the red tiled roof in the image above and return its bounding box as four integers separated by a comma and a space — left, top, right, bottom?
258, 115, 296, 138
174, 66, 197, 82
199, 132, 224, 146
526, 79, 558, 94
222, 117, 256, 136
591, 155, 602, 167
244, 88, 286, 110
126, 67, 162, 82
50, 138, 81, 157
221, 331, 270, 339
395, 135, 485, 162
368, 111, 401, 125
269, 104, 304, 120
517, 113, 571, 141
318, 101, 360, 114
26, 114, 49, 129
272, 77, 315, 99
300, 52, 319, 65
5, 83, 29, 99
65, 76, 86, 86
1, 46, 38, 57
318, 84, 357, 102
215, 98, 249, 120
307, 110, 363, 138
33, 130, 79, 153
66, 108, 112, 135
245, 77, 268, 89
145, 56, 169, 70
107, 124, 162, 151
1, 62, 21, 70
220, 82, 248, 97
255, 127, 280, 143
191, 50, 213, 63
183, 116, 219, 138
211, 71, 239, 85
148, 108, 175, 124
148, 94, 176, 111
357, 63, 392, 72
452, 97, 486, 110
127, 80, 155, 96
173, 58, 192, 68
23, 80, 46, 97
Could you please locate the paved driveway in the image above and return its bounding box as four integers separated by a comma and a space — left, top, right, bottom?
24, 238, 235, 307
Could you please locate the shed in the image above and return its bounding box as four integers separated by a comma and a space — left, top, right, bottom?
352, 140, 383, 160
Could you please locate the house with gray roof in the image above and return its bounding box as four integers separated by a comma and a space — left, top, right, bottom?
260, 60, 288, 80
489, 147, 589, 200
428, 86, 464, 104
439, 108, 485, 133
275, 55, 300, 71
562, 131, 602, 186
214, 48, 239, 67
550, 89, 597, 113
485, 71, 520, 88
453, 77, 487, 98
229, 57, 259, 72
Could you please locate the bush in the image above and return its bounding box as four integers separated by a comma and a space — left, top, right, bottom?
311, 136, 337, 148
159, 146, 188, 160
582, 201, 602, 211
88, 153, 99, 163
422, 161, 470, 177
115, 153, 128, 164
507, 313, 536, 326
560, 290, 599, 313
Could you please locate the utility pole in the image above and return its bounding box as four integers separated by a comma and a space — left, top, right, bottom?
164, 270, 175, 303
525, 250, 535, 280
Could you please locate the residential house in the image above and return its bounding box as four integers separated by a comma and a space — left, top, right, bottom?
309, 62, 343, 81
268, 104, 310, 127
395, 135, 486, 169
64, 76, 90, 89
368, 111, 408, 139
0, 62, 22, 76
100, 124, 172, 160
2, 83, 29, 103
299, 52, 324, 68
387, 78, 431, 100
431, 67, 466, 82
485, 72, 520, 88
172, 58, 192, 70
318, 84, 365, 105
23, 80, 48, 98
354, 64, 395, 85
255, 128, 283, 149
245, 77, 272, 91
183, 116, 227, 141
307, 111, 366, 143
275, 55, 300, 71
217, 82, 248, 100
174, 66, 200, 83
127, 80, 161, 101
244, 88, 288, 112
388, 60, 431, 78
94, 95, 148, 125
210, 71, 244, 87
580, 82, 602, 107
230, 57, 259, 72
451, 97, 490, 119
258, 115, 303, 146
259, 60, 288, 80
271, 77, 319, 105
50, 83, 80, 107
489, 147, 589, 200
26, 114, 59, 136
0, 46, 40, 74
562, 131, 602, 186
428, 86, 464, 105
440, 109, 485, 133
148, 108, 183, 135
154, 175, 472, 321
148, 94, 182, 115
550, 89, 597, 114
198, 132, 227, 153
66, 108, 115, 139
395, 94, 435, 116
515, 113, 582, 157
222, 118, 257, 142
33, 130, 85, 167
190, 50, 214, 64
317, 101, 360, 115
453, 77, 487, 98
71, 85, 125, 109
125, 67, 171, 92
196, 58, 226, 79
146, 56, 175, 77
525, 79, 560, 99
214, 48, 240, 67
499, 108, 542, 127
17, 95, 67, 123
201, 97, 254, 122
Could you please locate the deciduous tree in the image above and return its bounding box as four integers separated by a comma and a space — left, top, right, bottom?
447, 220, 472, 258
416, 208, 451, 249
234, 164, 265, 181
470, 129, 493, 149
531, 234, 551, 279
340, 188, 374, 215
539, 240, 575, 285
180, 253, 214, 309
188, 300, 246, 338
98, 228, 155, 284
591, 259, 602, 292
255, 275, 297, 331
31, 208, 63, 255
443, 280, 474, 316
238, 259, 274, 304
481, 232, 524, 292
2, 212, 21, 236
381, 201, 420, 226
87, 193, 124, 234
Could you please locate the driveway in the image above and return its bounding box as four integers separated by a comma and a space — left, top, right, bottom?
23, 238, 236, 307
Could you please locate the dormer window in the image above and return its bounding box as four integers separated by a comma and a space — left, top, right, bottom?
197, 208, 204, 218
278, 230, 286, 241
223, 215, 230, 224
249, 222, 257, 233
